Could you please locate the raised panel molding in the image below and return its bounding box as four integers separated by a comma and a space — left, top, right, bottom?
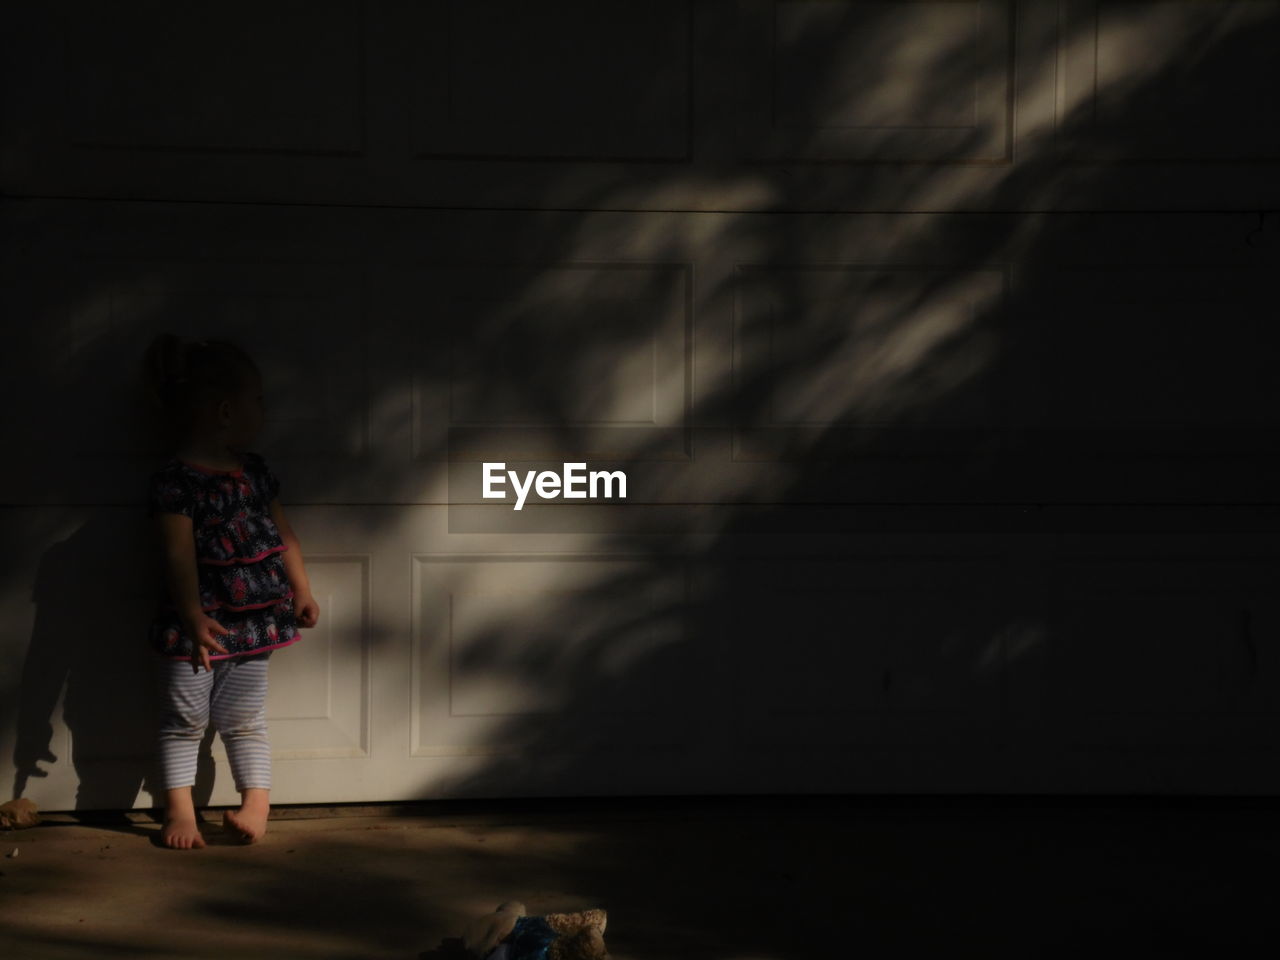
1019, 558, 1280, 749
410, 553, 691, 757
1058, 0, 1280, 161
407, 0, 691, 161
735, 0, 1014, 162
727, 557, 1008, 749
63, 0, 366, 156
1028, 267, 1280, 456
412, 262, 692, 463
732, 263, 1007, 459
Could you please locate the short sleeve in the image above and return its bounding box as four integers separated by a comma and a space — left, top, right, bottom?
147, 470, 194, 518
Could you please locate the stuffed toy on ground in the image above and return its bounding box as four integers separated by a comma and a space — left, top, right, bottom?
0, 798, 40, 830
460, 901, 609, 960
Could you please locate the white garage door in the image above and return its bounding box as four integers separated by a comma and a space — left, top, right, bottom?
3, 1, 1280, 810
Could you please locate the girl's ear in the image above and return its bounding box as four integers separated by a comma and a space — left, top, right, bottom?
217, 398, 233, 426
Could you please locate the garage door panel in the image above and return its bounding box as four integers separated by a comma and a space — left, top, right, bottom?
410, 263, 691, 464
732, 264, 1008, 461
411, 554, 693, 756
728, 558, 1007, 748
1061, 0, 1280, 161
734, 0, 1013, 162
1035, 268, 1280, 442
256, 556, 372, 761
732, 587, 892, 717
405, 0, 691, 161
1024, 559, 1279, 748
62, 0, 364, 155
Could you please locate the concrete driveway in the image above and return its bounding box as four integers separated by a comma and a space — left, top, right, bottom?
0, 795, 1274, 958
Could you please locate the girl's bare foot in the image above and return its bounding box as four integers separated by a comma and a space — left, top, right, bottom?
161, 811, 206, 849
161, 787, 206, 849
222, 787, 270, 843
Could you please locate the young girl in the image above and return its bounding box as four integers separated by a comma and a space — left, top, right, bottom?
142, 334, 320, 849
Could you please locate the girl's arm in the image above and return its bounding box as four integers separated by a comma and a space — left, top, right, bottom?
155, 513, 202, 622
270, 498, 320, 628
155, 513, 230, 670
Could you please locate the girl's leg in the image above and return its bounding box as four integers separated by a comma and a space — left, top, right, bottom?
156, 657, 214, 849
209, 651, 272, 842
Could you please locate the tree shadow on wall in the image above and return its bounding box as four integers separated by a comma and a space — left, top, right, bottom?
2, 2, 1279, 956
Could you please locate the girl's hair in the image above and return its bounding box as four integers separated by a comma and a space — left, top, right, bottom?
141, 334, 259, 436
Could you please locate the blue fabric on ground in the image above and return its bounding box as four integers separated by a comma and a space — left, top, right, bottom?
505, 915, 558, 960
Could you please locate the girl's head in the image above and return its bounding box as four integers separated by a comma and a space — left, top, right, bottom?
142, 334, 264, 451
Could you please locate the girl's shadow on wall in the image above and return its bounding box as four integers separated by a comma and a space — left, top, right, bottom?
13, 506, 220, 827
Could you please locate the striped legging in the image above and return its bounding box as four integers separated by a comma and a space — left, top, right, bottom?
156, 651, 272, 792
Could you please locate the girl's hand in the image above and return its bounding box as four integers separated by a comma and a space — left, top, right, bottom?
182, 613, 231, 673
294, 591, 320, 629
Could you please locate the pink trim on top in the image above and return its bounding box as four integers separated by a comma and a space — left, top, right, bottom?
177, 456, 246, 477
158, 634, 303, 661
198, 544, 289, 566
163, 591, 294, 614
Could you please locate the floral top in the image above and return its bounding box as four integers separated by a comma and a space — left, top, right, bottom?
146, 450, 301, 660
